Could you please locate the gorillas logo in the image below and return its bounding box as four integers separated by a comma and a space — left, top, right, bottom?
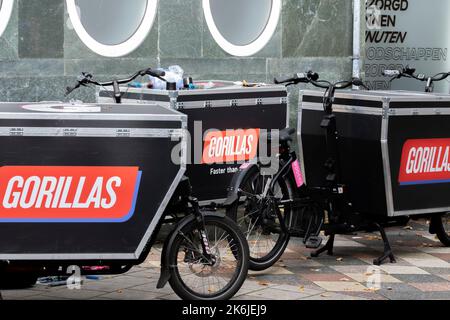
202, 129, 260, 164
399, 139, 450, 186
0, 166, 141, 222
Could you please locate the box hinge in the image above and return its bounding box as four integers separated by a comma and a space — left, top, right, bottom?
9, 128, 24, 136
116, 129, 131, 137
63, 128, 78, 137
175, 102, 185, 110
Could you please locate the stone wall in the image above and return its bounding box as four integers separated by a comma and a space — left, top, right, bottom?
0, 0, 357, 127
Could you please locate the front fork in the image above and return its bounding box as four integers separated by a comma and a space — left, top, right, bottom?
190, 198, 215, 265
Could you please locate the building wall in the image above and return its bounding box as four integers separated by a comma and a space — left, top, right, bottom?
0, 0, 356, 127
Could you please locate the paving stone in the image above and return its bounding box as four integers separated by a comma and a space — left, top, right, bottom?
344, 273, 401, 284
313, 281, 368, 292
331, 265, 383, 274
400, 253, 450, 268
96, 289, 163, 300
79, 280, 140, 293
232, 294, 272, 301
301, 273, 349, 282
429, 253, 450, 262
289, 266, 346, 275
419, 247, 450, 254
270, 284, 324, 297
438, 274, 450, 282
40, 288, 105, 300
393, 274, 446, 284
79, 275, 153, 293
410, 282, 450, 292
333, 240, 366, 248
334, 291, 388, 300
312, 255, 372, 266
22, 294, 71, 300
249, 267, 294, 276
379, 265, 430, 275
1, 289, 45, 300
125, 269, 157, 279
302, 292, 368, 300
279, 258, 323, 268
378, 283, 449, 300
132, 282, 172, 295
249, 274, 305, 287
247, 287, 313, 300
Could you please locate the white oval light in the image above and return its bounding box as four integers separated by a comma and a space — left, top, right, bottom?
66, 0, 158, 57
0, 0, 14, 38
202, 0, 281, 57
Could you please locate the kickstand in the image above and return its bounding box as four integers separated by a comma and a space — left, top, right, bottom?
373, 223, 396, 266
311, 234, 335, 258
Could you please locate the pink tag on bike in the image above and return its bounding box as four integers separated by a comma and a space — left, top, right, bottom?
240, 162, 251, 170
292, 160, 304, 188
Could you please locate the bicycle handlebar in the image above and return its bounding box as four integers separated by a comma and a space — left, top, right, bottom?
383, 66, 450, 83
274, 71, 319, 85
274, 71, 368, 91
66, 68, 166, 96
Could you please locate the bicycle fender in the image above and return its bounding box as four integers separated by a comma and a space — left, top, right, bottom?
223, 163, 259, 207
157, 214, 195, 289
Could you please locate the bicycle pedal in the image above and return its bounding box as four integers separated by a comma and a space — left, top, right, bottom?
305, 236, 323, 249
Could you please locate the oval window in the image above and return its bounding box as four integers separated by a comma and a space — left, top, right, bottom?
66, 0, 158, 57
203, 0, 281, 57
0, 0, 14, 38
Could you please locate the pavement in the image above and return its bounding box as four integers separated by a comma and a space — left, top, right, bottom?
1, 220, 449, 300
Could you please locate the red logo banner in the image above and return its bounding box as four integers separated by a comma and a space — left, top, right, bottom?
399, 139, 450, 186
0, 166, 141, 222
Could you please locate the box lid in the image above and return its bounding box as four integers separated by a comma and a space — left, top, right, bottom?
301, 89, 450, 103
0, 102, 186, 122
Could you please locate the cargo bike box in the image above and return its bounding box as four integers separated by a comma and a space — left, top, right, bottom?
299, 90, 450, 218
97, 81, 288, 203
0, 102, 186, 259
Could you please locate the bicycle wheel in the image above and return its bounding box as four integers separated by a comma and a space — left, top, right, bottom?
167, 215, 249, 300
431, 213, 450, 247
227, 165, 297, 271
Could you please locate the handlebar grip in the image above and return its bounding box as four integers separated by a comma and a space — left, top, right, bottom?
307, 72, 319, 81
65, 83, 80, 96
382, 70, 401, 77
403, 66, 416, 75
65, 86, 74, 95
274, 76, 296, 84
146, 69, 166, 78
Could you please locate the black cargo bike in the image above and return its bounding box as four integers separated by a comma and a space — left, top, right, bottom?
224, 71, 450, 271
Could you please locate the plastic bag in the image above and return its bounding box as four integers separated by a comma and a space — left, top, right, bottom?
149, 65, 185, 90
